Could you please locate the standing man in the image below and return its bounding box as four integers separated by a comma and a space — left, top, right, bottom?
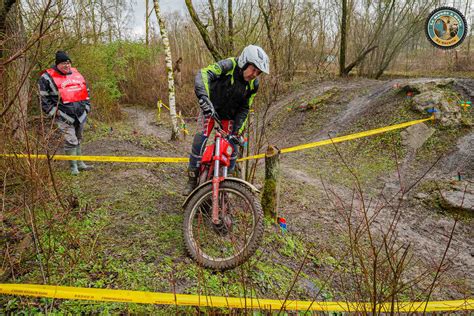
185, 45, 270, 195
39, 51, 93, 175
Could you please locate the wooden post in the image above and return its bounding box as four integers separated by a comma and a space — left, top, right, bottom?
156, 99, 162, 123
261, 145, 281, 221
244, 110, 253, 182
178, 111, 187, 139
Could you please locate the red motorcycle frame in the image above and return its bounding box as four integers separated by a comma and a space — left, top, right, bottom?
182, 118, 264, 270
198, 120, 236, 224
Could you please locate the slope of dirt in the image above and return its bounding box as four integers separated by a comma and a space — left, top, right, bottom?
266, 78, 473, 299
2, 79, 472, 313
62, 80, 474, 301
111, 79, 472, 301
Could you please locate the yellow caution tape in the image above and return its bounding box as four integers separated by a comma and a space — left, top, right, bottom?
158, 99, 186, 121
1, 116, 434, 163
238, 115, 435, 161
158, 99, 190, 137
0, 154, 189, 163
158, 99, 171, 112
0, 284, 472, 312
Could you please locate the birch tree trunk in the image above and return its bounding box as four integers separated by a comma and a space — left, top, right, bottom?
153, 0, 179, 140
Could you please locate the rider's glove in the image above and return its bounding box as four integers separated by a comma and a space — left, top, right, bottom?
198, 96, 215, 117
228, 134, 245, 146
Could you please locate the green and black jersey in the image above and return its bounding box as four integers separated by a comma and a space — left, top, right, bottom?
194, 57, 259, 134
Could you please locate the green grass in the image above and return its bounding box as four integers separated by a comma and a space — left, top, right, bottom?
2, 133, 332, 314
4, 78, 471, 312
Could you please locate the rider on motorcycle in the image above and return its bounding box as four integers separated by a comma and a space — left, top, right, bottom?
185, 45, 270, 195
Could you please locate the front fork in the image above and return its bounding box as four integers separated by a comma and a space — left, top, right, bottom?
211, 136, 227, 224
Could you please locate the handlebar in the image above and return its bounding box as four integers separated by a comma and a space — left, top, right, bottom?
212, 115, 245, 147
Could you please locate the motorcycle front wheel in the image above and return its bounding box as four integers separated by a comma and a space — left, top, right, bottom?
183, 180, 264, 270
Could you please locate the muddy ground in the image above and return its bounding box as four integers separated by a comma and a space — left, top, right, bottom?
266, 77, 473, 299
83, 77, 473, 299
2, 77, 472, 313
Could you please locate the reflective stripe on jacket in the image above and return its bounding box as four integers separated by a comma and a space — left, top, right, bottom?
194, 57, 259, 134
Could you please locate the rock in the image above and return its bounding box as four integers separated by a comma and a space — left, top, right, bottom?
440, 187, 474, 213
438, 133, 474, 178
401, 78, 454, 96
411, 90, 462, 126
412, 91, 444, 112
439, 112, 463, 126
404, 78, 463, 127
452, 182, 474, 194
401, 123, 435, 151
415, 193, 429, 200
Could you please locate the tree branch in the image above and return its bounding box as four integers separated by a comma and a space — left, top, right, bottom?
342, 45, 378, 76
185, 0, 222, 61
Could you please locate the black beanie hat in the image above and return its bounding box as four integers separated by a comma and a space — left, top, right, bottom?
55, 51, 71, 65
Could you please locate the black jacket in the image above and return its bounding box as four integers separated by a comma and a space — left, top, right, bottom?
194, 58, 259, 134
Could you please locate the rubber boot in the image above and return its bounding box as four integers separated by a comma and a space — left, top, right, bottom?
65, 148, 79, 176
183, 169, 198, 196
76, 146, 93, 171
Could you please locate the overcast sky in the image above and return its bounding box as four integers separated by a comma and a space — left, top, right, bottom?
129, 0, 191, 38
128, 1, 474, 39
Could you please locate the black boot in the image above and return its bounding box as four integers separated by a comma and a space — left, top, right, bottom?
184, 169, 198, 196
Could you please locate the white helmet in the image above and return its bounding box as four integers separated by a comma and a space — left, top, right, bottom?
237, 45, 270, 74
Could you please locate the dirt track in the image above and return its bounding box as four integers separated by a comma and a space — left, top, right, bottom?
81, 78, 473, 299
269, 78, 473, 297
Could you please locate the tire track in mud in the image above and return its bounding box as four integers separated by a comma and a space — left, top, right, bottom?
85, 87, 473, 298
122, 105, 175, 141
275, 79, 473, 298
